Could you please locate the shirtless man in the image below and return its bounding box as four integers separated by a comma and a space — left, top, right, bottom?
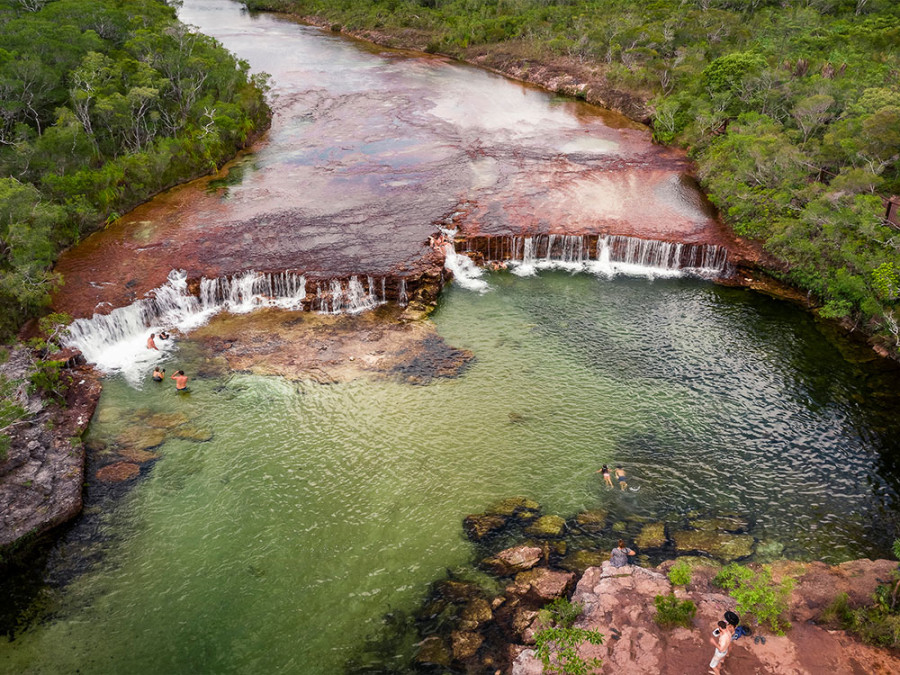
709, 620, 733, 674
615, 466, 627, 491
171, 370, 188, 391
147, 333, 158, 350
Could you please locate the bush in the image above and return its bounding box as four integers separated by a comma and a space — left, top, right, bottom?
28, 360, 67, 401
654, 594, 696, 629
533, 597, 604, 675
668, 560, 692, 586
713, 563, 793, 635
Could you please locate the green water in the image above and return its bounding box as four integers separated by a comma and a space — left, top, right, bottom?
3, 273, 900, 673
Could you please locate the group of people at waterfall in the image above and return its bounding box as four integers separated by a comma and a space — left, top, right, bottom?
147, 331, 188, 391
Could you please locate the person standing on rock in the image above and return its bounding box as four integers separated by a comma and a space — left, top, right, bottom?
709, 620, 733, 674
610, 539, 635, 568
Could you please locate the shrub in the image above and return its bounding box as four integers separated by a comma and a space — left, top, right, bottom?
668, 560, 692, 586
533, 597, 604, 675
654, 594, 696, 629
713, 564, 793, 635
28, 359, 67, 401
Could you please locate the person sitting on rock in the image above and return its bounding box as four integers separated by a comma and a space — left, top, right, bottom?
609, 539, 635, 568
152, 366, 165, 382
147, 333, 159, 350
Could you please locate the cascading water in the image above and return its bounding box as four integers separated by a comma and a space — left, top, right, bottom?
442, 235, 490, 293
65, 269, 384, 383
490, 234, 731, 279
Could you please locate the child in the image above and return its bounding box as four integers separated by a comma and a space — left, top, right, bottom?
597, 464, 613, 487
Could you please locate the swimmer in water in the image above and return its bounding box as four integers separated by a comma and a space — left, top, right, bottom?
171, 370, 188, 392
147, 333, 158, 350
152, 366, 165, 382
615, 466, 627, 491
158, 331, 170, 340
597, 464, 613, 488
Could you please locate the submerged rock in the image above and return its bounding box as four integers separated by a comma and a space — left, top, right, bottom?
145, 411, 190, 429
96, 462, 140, 482
486, 496, 540, 518
482, 546, 543, 577
574, 509, 608, 533
672, 529, 754, 561
559, 549, 609, 573
459, 597, 493, 630
415, 636, 450, 667
435, 579, 484, 604
463, 513, 507, 541
117, 448, 160, 464
116, 427, 166, 451
524, 515, 566, 538
635, 522, 666, 549
173, 426, 214, 442
450, 630, 484, 661
688, 515, 749, 533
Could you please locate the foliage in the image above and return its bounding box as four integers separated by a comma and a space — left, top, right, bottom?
713, 563, 794, 634
533, 597, 604, 675
668, 560, 692, 586
248, 0, 900, 354
27, 359, 66, 401
654, 593, 696, 629
0, 0, 271, 339
0, 374, 26, 462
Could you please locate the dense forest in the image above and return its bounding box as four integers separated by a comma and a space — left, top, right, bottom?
0, 0, 270, 339
244, 0, 900, 351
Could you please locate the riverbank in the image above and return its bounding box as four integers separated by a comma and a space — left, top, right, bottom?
0, 349, 102, 562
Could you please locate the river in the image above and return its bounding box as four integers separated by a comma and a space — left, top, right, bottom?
3, 1, 900, 673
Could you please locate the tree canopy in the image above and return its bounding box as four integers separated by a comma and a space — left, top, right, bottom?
0, 0, 270, 338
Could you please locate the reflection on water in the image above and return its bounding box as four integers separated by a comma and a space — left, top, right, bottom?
3, 273, 900, 673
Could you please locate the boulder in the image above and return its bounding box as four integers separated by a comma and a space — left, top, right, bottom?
482, 546, 543, 576
635, 522, 666, 549
510, 608, 540, 641
450, 630, 484, 661
672, 529, 754, 561
574, 509, 608, 532
510, 568, 576, 602
524, 515, 566, 538
486, 496, 540, 518
559, 549, 609, 574
434, 579, 483, 603
463, 513, 507, 541
459, 597, 493, 630
415, 636, 450, 667
115, 427, 166, 451
95, 462, 140, 482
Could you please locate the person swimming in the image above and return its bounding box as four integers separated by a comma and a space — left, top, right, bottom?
597, 464, 613, 487
171, 370, 188, 391
152, 366, 165, 382
615, 466, 628, 491
158, 331, 170, 340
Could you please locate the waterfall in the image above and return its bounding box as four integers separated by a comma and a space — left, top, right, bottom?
443, 237, 489, 292
398, 279, 408, 306
498, 234, 729, 279
64, 269, 385, 382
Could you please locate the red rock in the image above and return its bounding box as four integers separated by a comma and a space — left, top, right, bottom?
96, 462, 140, 482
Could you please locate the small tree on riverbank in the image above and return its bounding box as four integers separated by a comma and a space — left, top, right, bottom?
533, 598, 604, 675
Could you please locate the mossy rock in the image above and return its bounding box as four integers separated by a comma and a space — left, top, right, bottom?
673, 555, 721, 570
673, 530, 754, 561
116, 427, 166, 451
559, 549, 609, 573
574, 509, 608, 533
688, 515, 749, 533
612, 521, 627, 533
97, 406, 128, 424
485, 496, 540, 517
117, 448, 160, 463
173, 426, 214, 442
755, 540, 785, 562
459, 597, 492, 630
434, 579, 484, 604
145, 412, 190, 429
463, 513, 507, 541
635, 522, 667, 549
524, 515, 566, 538
96, 461, 140, 482
416, 636, 450, 667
